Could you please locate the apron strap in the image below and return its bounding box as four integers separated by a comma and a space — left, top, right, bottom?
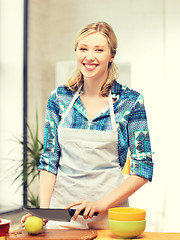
60, 85, 82, 126
109, 92, 118, 131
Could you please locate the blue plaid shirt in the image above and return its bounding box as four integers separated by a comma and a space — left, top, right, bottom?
39, 81, 153, 181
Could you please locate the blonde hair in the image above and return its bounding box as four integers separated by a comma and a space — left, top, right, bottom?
65, 21, 118, 96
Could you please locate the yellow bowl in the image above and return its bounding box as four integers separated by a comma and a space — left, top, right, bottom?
108, 207, 146, 221
108, 219, 146, 239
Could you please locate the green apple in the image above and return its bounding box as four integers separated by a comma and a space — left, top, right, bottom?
24, 216, 43, 234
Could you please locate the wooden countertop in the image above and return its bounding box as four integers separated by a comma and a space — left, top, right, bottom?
95, 230, 180, 239
1, 230, 180, 240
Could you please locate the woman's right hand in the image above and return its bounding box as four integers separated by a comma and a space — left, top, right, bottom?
21, 213, 48, 228
21, 213, 32, 228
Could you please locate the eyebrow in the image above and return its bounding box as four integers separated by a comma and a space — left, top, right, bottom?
78, 44, 105, 48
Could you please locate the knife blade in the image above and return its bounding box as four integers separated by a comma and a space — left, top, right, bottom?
25, 208, 99, 222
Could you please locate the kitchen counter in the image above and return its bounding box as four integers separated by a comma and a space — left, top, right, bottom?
95, 230, 180, 239
1, 230, 180, 240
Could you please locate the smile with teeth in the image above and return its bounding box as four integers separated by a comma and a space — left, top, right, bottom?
83, 63, 98, 71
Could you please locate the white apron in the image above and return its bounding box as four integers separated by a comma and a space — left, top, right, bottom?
46, 86, 129, 229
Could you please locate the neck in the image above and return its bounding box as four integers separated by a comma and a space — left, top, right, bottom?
83, 81, 102, 97
83, 73, 108, 97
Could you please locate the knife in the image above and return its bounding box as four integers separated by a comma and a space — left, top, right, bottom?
25, 208, 99, 222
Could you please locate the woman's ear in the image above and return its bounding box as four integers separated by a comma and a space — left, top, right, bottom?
109, 55, 115, 63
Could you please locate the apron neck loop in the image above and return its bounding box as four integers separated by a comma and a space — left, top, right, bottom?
60, 85, 82, 126
109, 91, 118, 131
60, 85, 117, 131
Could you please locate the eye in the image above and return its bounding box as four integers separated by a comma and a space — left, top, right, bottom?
96, 49, 103, 52
79, 48, 87, 51
96, 48, 103, 52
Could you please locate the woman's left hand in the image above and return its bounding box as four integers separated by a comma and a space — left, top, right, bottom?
64, 199, 107, 221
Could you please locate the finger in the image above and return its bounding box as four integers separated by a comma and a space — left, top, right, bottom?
42, 219, 48, 226
83, 207, 91, 220
73, 204, 87, 221
21, 213, 32, 224
88, 208, 97, 218
64, 200, 85, 209
21, 214, 32, 228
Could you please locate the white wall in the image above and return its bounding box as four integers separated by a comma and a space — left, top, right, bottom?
0, 0, 24, 210
162, 0, 180, 232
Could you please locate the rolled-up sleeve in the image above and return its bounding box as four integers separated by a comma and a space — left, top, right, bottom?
128, 94, 154, 181
38, 89, 61, 175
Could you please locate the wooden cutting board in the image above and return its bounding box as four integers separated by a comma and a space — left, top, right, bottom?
5, 229, 97, 240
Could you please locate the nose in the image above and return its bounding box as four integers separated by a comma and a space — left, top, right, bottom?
85, 50, 94, 61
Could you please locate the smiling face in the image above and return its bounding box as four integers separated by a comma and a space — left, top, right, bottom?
76, 32, 114, 84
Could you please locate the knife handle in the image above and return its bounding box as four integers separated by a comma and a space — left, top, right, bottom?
68, 208, 99, 217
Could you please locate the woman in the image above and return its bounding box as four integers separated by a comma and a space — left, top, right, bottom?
22, 21, 153, 229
